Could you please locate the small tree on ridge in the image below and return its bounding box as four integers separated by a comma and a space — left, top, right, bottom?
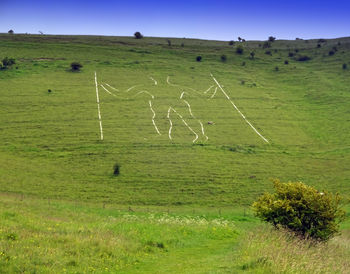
134, 32, 143, 39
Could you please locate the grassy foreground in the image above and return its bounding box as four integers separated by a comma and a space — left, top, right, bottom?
1, 194, 349, 273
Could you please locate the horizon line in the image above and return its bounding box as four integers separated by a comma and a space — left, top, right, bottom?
1, 32, 349, 42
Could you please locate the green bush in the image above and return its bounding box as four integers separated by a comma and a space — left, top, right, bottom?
1, 57, 16, 69
134, 31, 143, 39
252, 180, 345, 241
296, 55, 311, 62
113, 163, 120, 176
70, 62, 83, 71
236, 45, 244, 54
220, 54, 227, 62
268, 36, 276, 42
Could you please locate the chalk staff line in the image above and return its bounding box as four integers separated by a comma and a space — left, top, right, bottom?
94, 72, 104, 140
210, 73, 269, 143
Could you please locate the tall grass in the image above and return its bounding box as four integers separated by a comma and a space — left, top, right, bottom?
237, 225, 350, 273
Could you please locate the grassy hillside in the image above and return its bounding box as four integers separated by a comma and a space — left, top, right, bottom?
1, 34, 349, 205
0, 33, 349, 272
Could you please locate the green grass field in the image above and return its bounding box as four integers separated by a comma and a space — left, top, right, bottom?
1, 33, 349, 272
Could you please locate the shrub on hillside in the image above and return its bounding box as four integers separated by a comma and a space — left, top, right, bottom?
268, 36, 276, 42
296, 55, 311, 61
134, 32, 143, 39
113, 163, 120, 176
196, 56, 202, 62
220, 54, 227, 62
1, 57, 15, 69
250, 52, 255, 59
8, 29, 14, 34
252, 180, 345, 241
284, 60, 289, 65
70, 62, 83, 71
265, 50, 272, 55
288, 52, 294, 57
236, 45, 244, 54
229, 40, 235, 46
343, 63, 347, 69
318, 38, 326, 43
328, 50, 335, 56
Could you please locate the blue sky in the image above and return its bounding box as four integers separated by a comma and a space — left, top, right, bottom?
0, 0, 349, 40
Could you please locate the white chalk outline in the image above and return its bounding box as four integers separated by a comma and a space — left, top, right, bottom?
211, 73, 269, 143
149, 76, 158, 85
167, 107, 173, 140
99, 80, 162, 137
180, 92, 209, 141
167, 76, 204, 96
126, 85, 140, 92
167, 107, 199, 143
166, 76, 176, 87
134, 90, 155, 99
149, 100, 161, 135
94, 72, 103, 140
100, 84, 117, 97
210, 87, 217, 99
204, 85, 214, 94
104, 83, 119, 91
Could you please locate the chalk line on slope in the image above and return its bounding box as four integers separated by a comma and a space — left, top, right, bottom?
210, 87, 217, 99
167, 107, 173, 140
94, 72, 103, 140
150, 77, 158, 85
126, 85, 140, 92
167, 107, 199, 143
210, 73, 269, 143
149, 100, 161, 135
104, 83, 119, 91
167, 76, 203, 96
134, 90, 155, 99
204, 85, 214, 94
100, 84, 117, 97
182, 97, 209, 141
